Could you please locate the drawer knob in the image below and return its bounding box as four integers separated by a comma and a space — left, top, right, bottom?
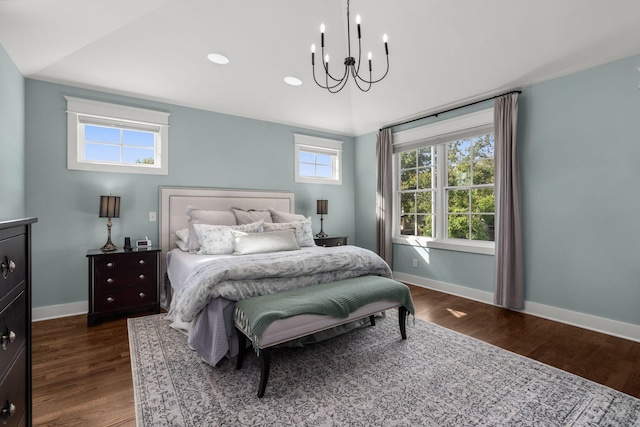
106, 296, 115, 303
1, 330, 16, 350
139, 292, 146, 298
106, 262, 114, 268
138, 259, 146, 265
106, 278, 114, 284
1, 402, 16, 422
336, 242, 342, 246
1, 258, 15, 278
138, 274, 145, 280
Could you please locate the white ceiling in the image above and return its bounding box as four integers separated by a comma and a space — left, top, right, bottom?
1, 0, 640, 136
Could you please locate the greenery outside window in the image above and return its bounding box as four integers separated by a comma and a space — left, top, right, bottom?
393, 108, 495, 255
66, 97, 170, 175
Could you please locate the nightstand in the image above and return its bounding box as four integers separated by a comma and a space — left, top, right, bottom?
314, 236, 348, 247
86, 248, 161, 326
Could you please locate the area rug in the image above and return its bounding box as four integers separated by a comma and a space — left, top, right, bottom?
128, 312, 640, 426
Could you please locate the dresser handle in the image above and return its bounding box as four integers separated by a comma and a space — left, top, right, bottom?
336, 242, 342, 246
138, 274, 145, 280
139, 292, 146, 298
1, 401, 16, 422
138, 259, 145, 265
106, 262, 114, 268
106, 296, 115, 303
1, 330, 16, 350
1, 259, 15, 278
106, 278, 114, 284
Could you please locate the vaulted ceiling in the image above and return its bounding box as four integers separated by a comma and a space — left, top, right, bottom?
1, 0, 640, 136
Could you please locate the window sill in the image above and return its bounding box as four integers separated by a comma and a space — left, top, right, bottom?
392, 236, 495, 255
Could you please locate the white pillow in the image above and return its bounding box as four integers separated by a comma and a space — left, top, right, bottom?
230, 229, 299, 255
175, 228, 189, 243
263, 217, 316, 247
194, 220, 264, 255
268, 208, 305, 223
175, 240, 189, 251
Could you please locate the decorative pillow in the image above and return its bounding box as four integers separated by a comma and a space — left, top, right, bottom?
231, 207, 273, 225
175, 239, 189, 251
194, 220, 264, 255
230, 229, 299, 255
268, 208, 305, 223
186, 205, 238, 253
263, 217, 316, 247
175, 228, 189, 243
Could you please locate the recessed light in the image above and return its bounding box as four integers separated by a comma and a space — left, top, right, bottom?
284, 76, 302, 86
207, 53, 229, 65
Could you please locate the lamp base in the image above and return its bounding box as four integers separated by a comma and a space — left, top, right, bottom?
315, 231, 328, 238
101, 240, 118, 252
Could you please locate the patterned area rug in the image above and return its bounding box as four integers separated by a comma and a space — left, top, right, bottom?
128, 312, 640, 426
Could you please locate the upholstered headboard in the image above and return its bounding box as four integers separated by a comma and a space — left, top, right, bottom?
158, 186, 296, 272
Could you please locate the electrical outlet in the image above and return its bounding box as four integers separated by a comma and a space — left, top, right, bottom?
149, 211, 157, 222
412, 259, 418, 268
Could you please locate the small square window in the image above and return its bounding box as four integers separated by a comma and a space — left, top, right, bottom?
294, 134, 342, 185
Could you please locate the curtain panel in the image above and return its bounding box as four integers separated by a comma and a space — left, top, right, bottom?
376, 128, 393, 266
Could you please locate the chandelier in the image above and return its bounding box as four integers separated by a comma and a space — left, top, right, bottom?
311, 0, 389, 93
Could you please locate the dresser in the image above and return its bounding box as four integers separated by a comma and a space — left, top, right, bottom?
0, 217, 37, 427
86, 248, 161, 326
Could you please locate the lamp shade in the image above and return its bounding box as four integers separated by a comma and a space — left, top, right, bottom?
316, 199, 328, 215
99, 196, 121, 218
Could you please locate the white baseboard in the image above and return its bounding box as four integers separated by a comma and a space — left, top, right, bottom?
32, 301, 88, 322
393, 271, 640, 343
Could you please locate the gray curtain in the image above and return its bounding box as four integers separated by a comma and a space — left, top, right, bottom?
494, 93, 524, 309
376, 128, 393, 266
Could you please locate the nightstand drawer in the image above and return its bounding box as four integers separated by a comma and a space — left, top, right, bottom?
0, 290, 27, 381
314, 236, 348, 247
94, 283, 157, 313
0, 235, 26, 298
94, 252, 156, 275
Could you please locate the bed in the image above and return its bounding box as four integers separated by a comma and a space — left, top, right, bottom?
159, 186, 394, 366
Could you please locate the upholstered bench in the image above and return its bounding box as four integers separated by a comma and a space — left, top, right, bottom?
234, 275, 414, 398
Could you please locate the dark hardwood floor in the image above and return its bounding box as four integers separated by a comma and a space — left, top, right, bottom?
32, 285, 640, 426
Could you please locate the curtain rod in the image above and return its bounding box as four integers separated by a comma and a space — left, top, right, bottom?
379, 89, 522, 132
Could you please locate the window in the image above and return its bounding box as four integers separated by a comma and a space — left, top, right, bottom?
66, 97, 170, 175
294, 134, 342, 185
393, 108, 495, 254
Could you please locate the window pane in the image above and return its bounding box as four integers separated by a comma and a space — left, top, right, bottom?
400, 193, 415, 215
300, 163, 315, 176
416, 191, 432, 214
417, 147, 433, 167
316, 153, 332, 166
448, 139, 471, 186
401, 170, 417, 191
300, 151, 315, 163
400, 150, 416, 169
316, 165, 332, 178
471, 188, 494, 213
417, 168, 433, 189
417, 215, 433, 237
471, 214, 494, 241
448, 189, 469, 212
400, 215, 415, 235
85, 125, 120, 144
448, 214, 469, 239
123, 130, 155, 148
123, 147, 155, 164
84, 143, 120, 162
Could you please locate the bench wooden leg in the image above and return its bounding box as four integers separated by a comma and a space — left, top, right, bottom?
369, 314, 376, 326
235, 327, 246, 370
398, 306, 407, 340
258, 348, 271, 398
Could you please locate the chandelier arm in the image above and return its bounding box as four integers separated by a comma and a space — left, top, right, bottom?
327, 73, 351, 94
320, 45, 347, 83
355, 55, 389, 84
351, 67, 372, 92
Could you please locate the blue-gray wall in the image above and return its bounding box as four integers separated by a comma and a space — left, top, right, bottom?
0, 45, 26, 220
355, 54, 640, 327
24, 80, 355, 308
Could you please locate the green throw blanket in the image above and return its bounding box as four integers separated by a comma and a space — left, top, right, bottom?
234, 276, 415, 351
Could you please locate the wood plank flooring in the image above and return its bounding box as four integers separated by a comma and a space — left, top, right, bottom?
32, 285, 640, 426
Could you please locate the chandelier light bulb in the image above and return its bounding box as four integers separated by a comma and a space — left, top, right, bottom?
368, 52, 372, 60
383, 34, 388, 43
311, 44, 316, 53
325, 54, 329, 63
356, 15, 361, 24
320, 23, 325, 33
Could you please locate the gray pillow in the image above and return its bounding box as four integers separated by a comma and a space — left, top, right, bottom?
268, 207, 305, 223
186, 205, 238, 253
231, 208, 273, 225
230, 229, 300, 255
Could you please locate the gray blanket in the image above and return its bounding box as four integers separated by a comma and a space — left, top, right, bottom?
173, 245, 392, 324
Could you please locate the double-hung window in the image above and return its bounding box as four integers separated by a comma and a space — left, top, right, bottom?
294, 134, 343, 185
393, 108, 495, 254
66, 97, 170, 175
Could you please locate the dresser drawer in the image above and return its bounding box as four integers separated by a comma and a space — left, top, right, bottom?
0, 291, 26, 381
0, 347, 27, 427
94, 283, 157, 313
0, 235, 26, 298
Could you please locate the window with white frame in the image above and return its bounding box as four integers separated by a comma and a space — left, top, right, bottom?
294, 134, 342, 185
393, 108, 495, 254
66, 96, 170, 175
